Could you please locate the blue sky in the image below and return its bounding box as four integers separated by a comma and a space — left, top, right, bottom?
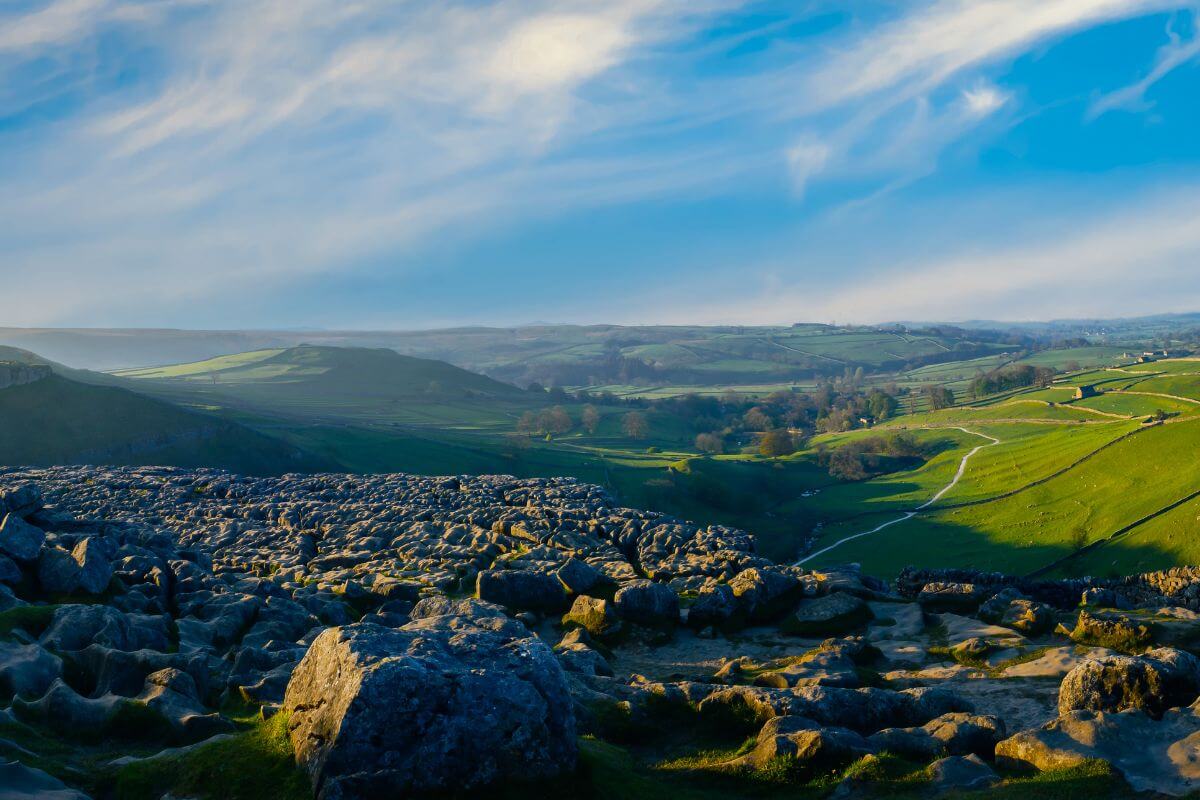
2, 0, 1200, 328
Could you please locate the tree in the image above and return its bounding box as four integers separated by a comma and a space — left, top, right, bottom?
695, 432, 724, 454
516, 411, 538, 435
924, 385, 955, 411
743, 407, 773, 431
867, 390, 898, 421
828, 448, 868, 481
622, 411, 649, 440
538, 406, 573, 435
758, 429, 795, 458
581, 405, 600, 434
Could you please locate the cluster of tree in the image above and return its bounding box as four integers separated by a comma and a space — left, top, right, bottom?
515, 403, 652, 441
818, 433, 927, 481
516, 406, 574, 436
923, 385, 956, 411
968, 364, 1055, 399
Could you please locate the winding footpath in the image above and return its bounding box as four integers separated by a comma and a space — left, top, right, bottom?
797, 428, 1001, 566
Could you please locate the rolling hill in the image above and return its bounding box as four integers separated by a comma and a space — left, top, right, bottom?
114, 345, 524, 397
3, 324, 1023, 386
791, 358, 1200, 577
0, 372, 332, 474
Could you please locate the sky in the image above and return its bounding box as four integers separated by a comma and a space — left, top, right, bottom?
2, 0, 1200, 329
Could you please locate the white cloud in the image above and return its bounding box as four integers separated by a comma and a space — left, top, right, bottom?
675, 187, 1200, 325
962, 83, 1009, 116
0, 0, 110, 52
1089, 14, 1200, 117
0, 0, 1196, 326
786, 136, 832, 196
808, 0, 1175, 109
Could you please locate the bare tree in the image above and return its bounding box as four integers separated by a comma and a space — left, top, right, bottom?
622, 411, 649, 440
581, 404, 600, 434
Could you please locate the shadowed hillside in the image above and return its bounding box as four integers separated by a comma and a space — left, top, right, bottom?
115, 344, 525, 399
0, 374, 332, 474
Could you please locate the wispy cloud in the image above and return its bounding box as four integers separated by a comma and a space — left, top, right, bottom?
807, 0, 1176, 108
1089, 13, 1200, 117
0, 0, 1195, 326
672, 186, 1200, 325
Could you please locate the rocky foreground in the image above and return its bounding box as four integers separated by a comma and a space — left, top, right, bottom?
4, 467, 1200, 797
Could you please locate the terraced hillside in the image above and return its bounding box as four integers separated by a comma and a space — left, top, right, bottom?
795, 359, 1200, 577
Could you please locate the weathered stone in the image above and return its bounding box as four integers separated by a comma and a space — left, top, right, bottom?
0, 554, 21, 586
556, 558, 604, 595
997, 701, 1200, 796
476, 569, 568, 613
562, 595, 623, 640
928, 754, 998, 793
1058, 647, 1200, 717
72, 537, 113, 595
0, 759, 90, 800
0, 514, 44, 563
731, 715, 872, 775
868, 713, 1005, 759
729, 567, 802, 622
781, 592, 872, 636
1061, 610, 1153, 653
613, 579, 678, 628
0, 642, 62, 700
917, 582, 984, 612
38, 547, 82, 595
283, 617, 576, 798
686, 583, 737, 631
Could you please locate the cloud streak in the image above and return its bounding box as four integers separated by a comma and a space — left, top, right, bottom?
0, 0, 1195, 326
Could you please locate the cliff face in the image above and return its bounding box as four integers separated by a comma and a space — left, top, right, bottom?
0, 362, 51, 390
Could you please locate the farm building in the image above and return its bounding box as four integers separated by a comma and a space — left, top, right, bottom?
1074, 385, 1098, 399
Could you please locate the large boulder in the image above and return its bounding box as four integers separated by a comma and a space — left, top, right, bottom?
1061, 610, 1152, 653
0, 759, 90, 800
0, 484, 42, 516
686, 583, 737, 631
283, 615, 576, 799
561, 595, 623, 641
996, 701, 1200, 796
729, 715, 872, 776
0, 514, 44, 563
729, 567, 802, 623
927, 754, 999, 793
476, 569, 568, 614
612, 579, 679, 628
1058, 647, 1200, 717
868, 712, 1005, 759
0, 642, 62, 701
781, 592, 872, 636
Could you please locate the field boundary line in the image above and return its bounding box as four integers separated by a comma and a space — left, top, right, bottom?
930, 424, 1149, 512
1027, 485, 1200, 579
798, 427, 998, 565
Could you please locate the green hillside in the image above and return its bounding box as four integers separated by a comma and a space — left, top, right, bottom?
792, 359, 1200, 576
0, 374, 331, 474
114, 345, 524, 397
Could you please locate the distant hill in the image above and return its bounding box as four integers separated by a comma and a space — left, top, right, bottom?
0, 373, 333, 474
0, 324, 1023, 385
114, 345, 524, 399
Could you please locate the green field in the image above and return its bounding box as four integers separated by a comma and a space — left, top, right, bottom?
16, 335, 1200, 579
113, 349, 1200, 576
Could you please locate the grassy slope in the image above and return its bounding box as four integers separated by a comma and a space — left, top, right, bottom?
0, 375, 330, 475
115, 345, 524, 396
810, 417, 1200, 575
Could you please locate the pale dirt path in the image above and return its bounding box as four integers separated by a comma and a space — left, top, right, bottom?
797, 428, 1001, 566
